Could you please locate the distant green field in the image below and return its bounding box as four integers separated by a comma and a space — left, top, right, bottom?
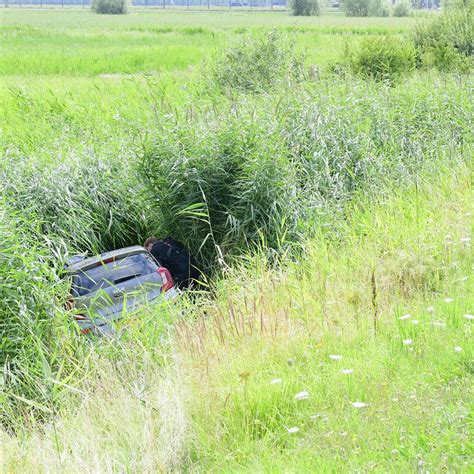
0, 9, 418, 158
0, 9, 418, 157
1, 10, 416, 75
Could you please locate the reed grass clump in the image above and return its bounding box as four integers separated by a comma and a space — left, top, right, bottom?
209, 31, 306, 93
0, 206, 81, 430
413, 7, 473, 71
0, 207, 61, 369
347, 35, 416, 82
140, 76, 471, 270
1, 155, 154, 255
140, 112, 300, 270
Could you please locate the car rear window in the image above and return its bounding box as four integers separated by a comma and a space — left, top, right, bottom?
72, 253, 158, 297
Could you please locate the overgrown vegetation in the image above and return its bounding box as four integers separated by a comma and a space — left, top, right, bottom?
2, 164, 472, 471
1, 156, 153, 254
141, 75, 469, 267
0, 206, 82, 432
413, 7, 473, 70
347, 34, 416, 81
181, 168, 472, 471
209, 31, 305, 93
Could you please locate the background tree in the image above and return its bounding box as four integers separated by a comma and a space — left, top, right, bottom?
341, 0, 390, 16
290, 0, 321, 16
92, 0, 128, 14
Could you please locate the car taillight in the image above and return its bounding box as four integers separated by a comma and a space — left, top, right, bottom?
73, 314, 90, 334
157, 267, 174, 293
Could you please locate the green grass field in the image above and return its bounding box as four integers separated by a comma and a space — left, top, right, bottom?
1, 9, 415, 76
0, 9, 416, 158
1, 7, 473, 473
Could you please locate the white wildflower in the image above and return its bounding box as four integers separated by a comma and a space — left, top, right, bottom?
270, 378, 283, 385
329, 355, 343, 361
403, 339, 413, 345
352, 401, 368, 408
454, 346, 463, 352
444, 298, 454, 303
460, 237, 471, 243
340, 369, 354, 375
399, 314, 411, 320
427, 306, 435, 313
463, 314, 474, 320
411, 319, 420, 325
287, 426, 300, 434
294, 391, 309, 401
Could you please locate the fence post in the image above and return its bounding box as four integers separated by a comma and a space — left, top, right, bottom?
186, 0, 189, 9
207, 0, 209, 8
228, 0, 230, 9
162, 0, 165, 8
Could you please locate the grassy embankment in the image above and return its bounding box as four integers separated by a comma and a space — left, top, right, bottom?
1, 8, 473, 472
2, 164, 472, 472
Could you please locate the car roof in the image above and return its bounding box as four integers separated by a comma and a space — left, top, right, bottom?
65, 246, 149, 274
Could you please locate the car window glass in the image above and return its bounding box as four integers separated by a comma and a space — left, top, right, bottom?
72, 253, 158, 297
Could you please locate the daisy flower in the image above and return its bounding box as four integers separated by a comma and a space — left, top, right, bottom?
352, 401, 368, 408
294, 391, 309, 401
